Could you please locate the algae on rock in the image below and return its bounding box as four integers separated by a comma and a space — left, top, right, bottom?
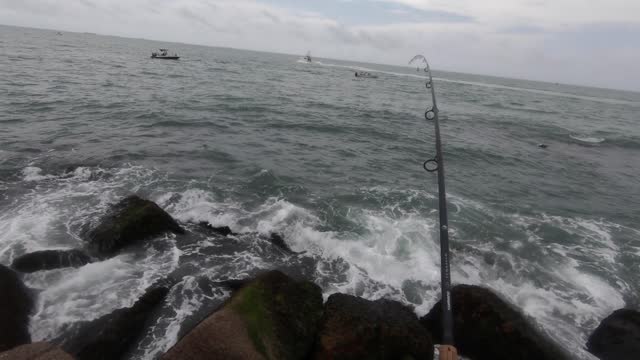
163, 270, 324, 360
86, 195, 184, 256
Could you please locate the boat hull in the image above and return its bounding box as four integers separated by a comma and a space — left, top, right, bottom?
151, 56, 180, 60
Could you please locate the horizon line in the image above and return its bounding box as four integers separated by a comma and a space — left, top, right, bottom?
2, 22, 639, 95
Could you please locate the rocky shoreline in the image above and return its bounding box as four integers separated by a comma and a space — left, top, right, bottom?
1, 195, 637, 360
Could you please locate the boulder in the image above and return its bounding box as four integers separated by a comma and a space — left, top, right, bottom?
421, 284, 571, 360
0, 265, 33, 352
163, 270, 323, 360
198, 222, 235, 236
313, 293, 433, 360
0, 342, 73, 360
268, 233, 295, 254
586, 309, 640, 360
87, 195, 184, 256
12, 249, 91, 273
55, 282, 171, 360
213, 278, 252, 291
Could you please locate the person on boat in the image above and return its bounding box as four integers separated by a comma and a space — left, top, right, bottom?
355, 72, 358, 77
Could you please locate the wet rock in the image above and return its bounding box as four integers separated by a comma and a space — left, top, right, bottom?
87, 195, 184, 256
55, 282, 172, 360
313, 293, 433, 360
198, 221, 235, 236
11, 249, 91, 273
421, 284, 571, 360
268, 233, 295, 254
163, 270, 323, 360
586, 309, 640, 360
0, 342, 73, 360
213, 278, 252, 291
0, 265, 33, 352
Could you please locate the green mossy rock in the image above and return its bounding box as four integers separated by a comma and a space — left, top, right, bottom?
313, 293, 433, 360
232, 271, 323, 359
163, 270, 323, 360
87, 195, 184, 256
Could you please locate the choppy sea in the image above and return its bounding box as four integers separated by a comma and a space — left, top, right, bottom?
1, 25, 640, 359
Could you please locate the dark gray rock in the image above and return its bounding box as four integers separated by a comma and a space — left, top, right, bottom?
0, 265, 33, 352
55, 282, 171, 360
313, 293, 433, 360
12, 249, 91, 273
268, 233, 295, 254
212, 278, 251, 291
421, 284, 571, 360
198, 222, 235, 236
87, 195, 184, 256
587, 309, 640, 360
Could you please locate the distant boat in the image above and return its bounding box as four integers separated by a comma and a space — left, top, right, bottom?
303, 51, 312, 63
354, 71, 378, 79
151, 49, 180, 60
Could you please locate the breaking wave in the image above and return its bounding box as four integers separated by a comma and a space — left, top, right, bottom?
1, 164, 634, 359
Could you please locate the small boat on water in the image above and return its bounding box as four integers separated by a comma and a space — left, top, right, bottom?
354, 71, 378, 79
303, 51, 312, 63
151, 49, 180, 60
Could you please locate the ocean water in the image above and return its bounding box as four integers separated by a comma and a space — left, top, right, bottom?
1, 25, 640, 359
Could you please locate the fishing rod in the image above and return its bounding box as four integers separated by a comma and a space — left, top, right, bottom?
410, 55, 458, 360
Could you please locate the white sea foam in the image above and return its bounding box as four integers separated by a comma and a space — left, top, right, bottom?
27, 237, 180, 341
22, 166, 56, 181
192, 189, 625, 360
2, 164, 637, 360
0, 165, 179, 343
135, 275, 230, 360
0, 196, 63, 263
165, 189, 321, 237
570, 134, 606, 144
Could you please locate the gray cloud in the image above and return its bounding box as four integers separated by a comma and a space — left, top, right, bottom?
261, 10, 281, 24
0, 0, 62, 15
77, 0, 97, 9
499, 24, 545, 34
178, 7, 217, 29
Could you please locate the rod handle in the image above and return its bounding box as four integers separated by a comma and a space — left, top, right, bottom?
439, 345, 458, 360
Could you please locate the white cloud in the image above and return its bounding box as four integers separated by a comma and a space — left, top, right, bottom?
377, 0, 640, 27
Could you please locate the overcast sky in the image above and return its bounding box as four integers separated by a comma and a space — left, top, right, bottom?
2, 0, 639, 91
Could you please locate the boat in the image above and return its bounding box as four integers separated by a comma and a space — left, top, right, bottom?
303, 51, 312, 63
151, 49, 180, 60
354, 71, 378, 79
